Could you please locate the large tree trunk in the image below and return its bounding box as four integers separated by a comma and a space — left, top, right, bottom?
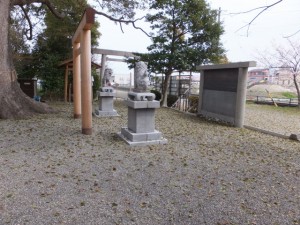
0, 0, 54, 119
161, 70, 172, 107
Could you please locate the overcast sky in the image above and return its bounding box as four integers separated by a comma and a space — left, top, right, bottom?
91, 0, 300, 74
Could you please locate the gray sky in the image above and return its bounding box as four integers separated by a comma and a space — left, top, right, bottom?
92, 0, 300, 74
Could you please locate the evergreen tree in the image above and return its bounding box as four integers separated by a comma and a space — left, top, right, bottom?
29, 0, 100, 99
138, 0, 225, 106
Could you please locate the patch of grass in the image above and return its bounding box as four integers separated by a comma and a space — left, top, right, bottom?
281, 92, 297, 99
271, 92, 297, 98
6, 193, 13, 198
53, 212, 60, 217
80, 201, 85, 206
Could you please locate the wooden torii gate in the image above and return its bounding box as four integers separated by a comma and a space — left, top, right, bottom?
91, 48, 135, 85
72, 8, 96, 135
58, 59, 101, 103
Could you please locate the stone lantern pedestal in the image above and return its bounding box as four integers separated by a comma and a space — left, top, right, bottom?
118, 92, 167, 146
94, 87, 118, 117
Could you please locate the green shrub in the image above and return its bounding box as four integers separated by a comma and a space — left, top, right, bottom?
188, 95, 199, 113
188, 95, 199, 106
150, 90, 162, 100
167, 95, 178, 107
92, 70, 100, 99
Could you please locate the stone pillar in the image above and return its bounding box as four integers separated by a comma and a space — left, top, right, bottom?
235, 67, 248, 128
197, 70, 204, 113
118, 92, 167, 146
80, 30, 92, 135
127, 105, 155, 133
73, 42, 81, 119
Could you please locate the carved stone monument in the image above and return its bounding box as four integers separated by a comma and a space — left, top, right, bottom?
133, 61, 148, 92
94, 68, 118, 117
118, 61, 167, 146
103, 68, 113, 86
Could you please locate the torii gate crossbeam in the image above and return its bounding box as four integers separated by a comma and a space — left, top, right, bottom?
92, 48, 137, 86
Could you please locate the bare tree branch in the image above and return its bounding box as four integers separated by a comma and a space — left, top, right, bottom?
11, 0, 64, 18
20, 6, 33, 40
284, 29, 300, 38
231, 0, 283, 36
119, 22, 125, 33
230, 0, 283, 16
94, 10, 151, 37
94, 0, 105, 10
287, 38, 300, 60
12, 1, 151, 42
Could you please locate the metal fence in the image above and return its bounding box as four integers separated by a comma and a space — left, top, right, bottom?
254, 96, 299, 107
151, 71, 200, 97
171, 88, 199, 113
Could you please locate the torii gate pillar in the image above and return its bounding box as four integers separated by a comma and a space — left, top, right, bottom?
100, 54, 107, 87
73, 42, 81, 118
72, 8, 96, 135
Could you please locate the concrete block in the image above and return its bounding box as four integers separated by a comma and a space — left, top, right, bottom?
125, 99, 160, 109
118, 128, 167, 146
121, 128, 148, 142
128, 92, 155, 101
99, 96, 114, 111
125, 100, 148, 109
128, 108, 155, 133
95, 92, 118, 117
100, 87, 114, 92
99, 92, 116, 97
147, 100, 160, 108
147, 131, 162, 141
94, 109, 119, 117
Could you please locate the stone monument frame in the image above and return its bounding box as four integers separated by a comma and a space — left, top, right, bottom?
196, 61, 256, 127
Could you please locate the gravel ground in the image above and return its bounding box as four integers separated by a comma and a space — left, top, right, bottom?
247, 84, 295, 99
245, 103, 300, 136
0, 100, 299, 225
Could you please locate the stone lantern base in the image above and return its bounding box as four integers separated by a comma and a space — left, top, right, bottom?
94, 87, 118, 117
118, 92, 167, 146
